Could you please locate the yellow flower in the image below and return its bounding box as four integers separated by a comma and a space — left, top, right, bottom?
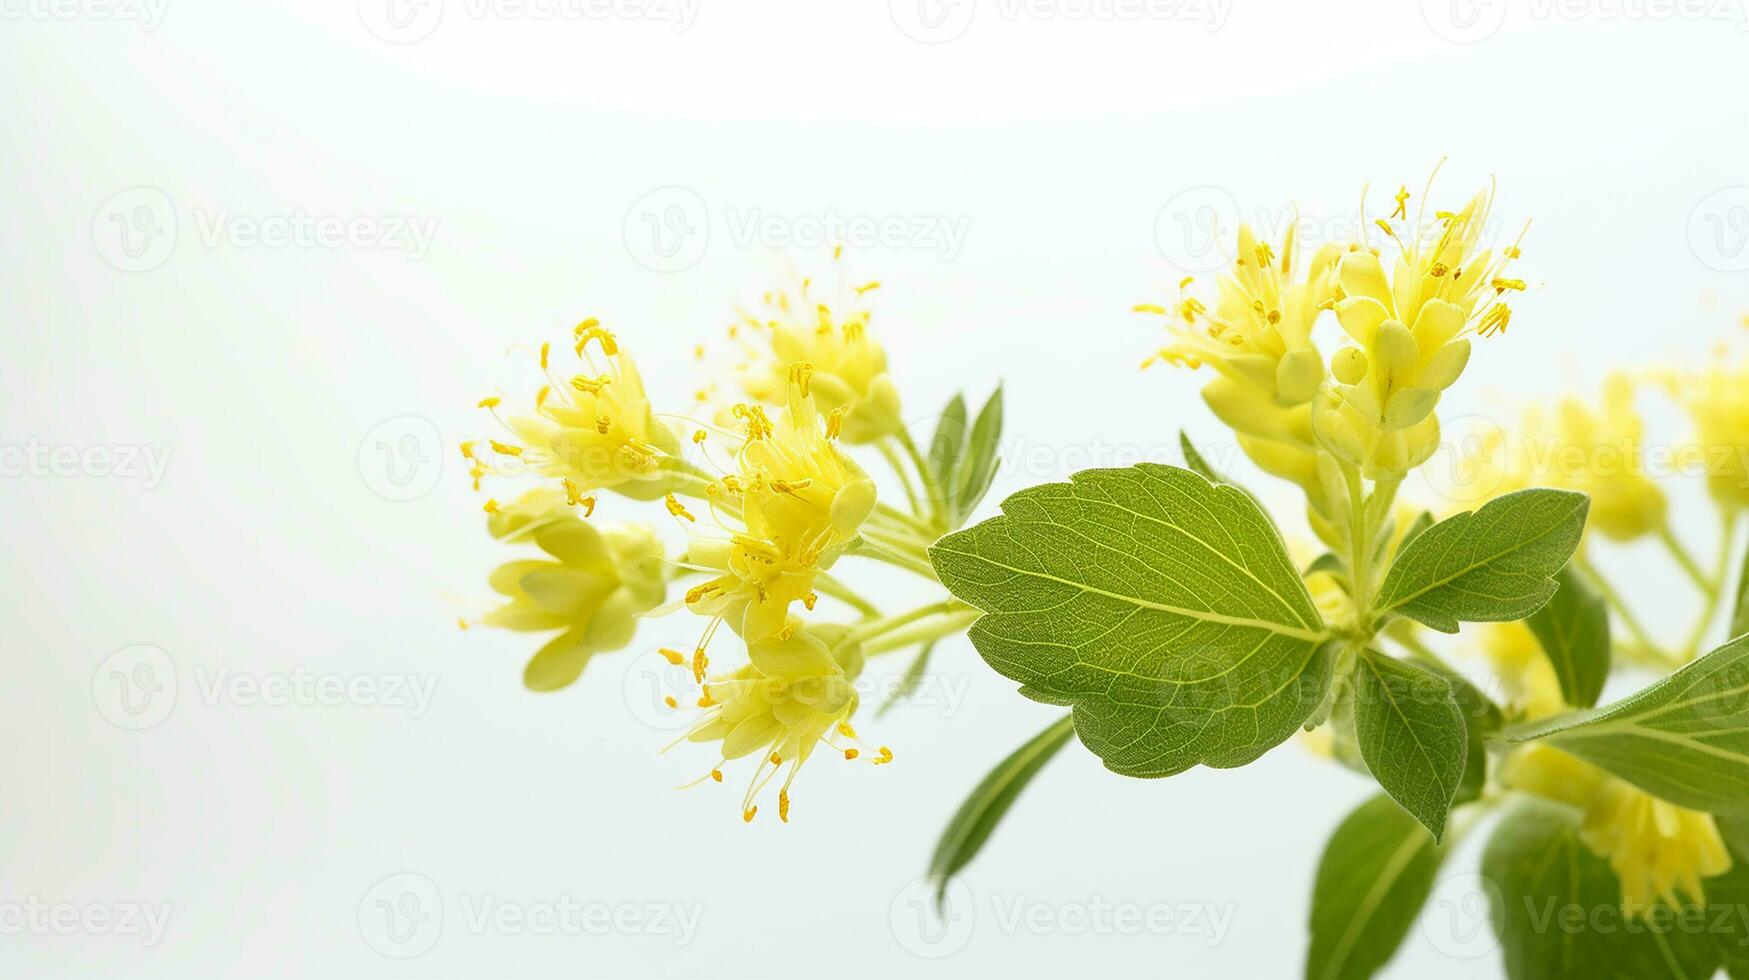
1472, 620, 1566, 721
478, 487, 667, 691
684, 368, 878, 642
1663, 353, 1749, 510
1316, 181, 1527, 479
1141, 223, 1344, 516
1143, 222, 1340, 408
675, 622, 888, 822
1503, 745, 1733, 914
1520, 374, 1666, 541
732, 276, 902, 444
477, 324, 683, 500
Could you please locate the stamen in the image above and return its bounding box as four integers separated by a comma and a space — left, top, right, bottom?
666, 494, 697, 522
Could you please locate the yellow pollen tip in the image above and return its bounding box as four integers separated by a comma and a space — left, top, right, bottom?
711, 768, 723, 783
855, 280, 881, 295
779, 790, 791, 822
1492, 277, 1527, 293
692, 430, 707, 444
659, 648, 686, 666
540, 342, 550, 370
456, 617, 470, 630
837, 721, 858, 739
742, 806, 757, 823
844, 748, 859, 760
1133, 304, 1167, 315
691, 648, 708, 684
477, 396, 500, 409
459, 441, 476, 460
769, 752, 782, 765
665, 494, 696, 522
874, 746, 894, 765
663, 695, 677, 709
489, 440, 522, 457
483, 499, 500, 514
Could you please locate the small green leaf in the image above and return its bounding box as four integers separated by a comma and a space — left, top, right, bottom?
1305, 794, 1444, 980
1527, 566, 1611, 708
927, 715, 1075, 906
1484, 800, 1721, 980
1374, 489, 1589, 633
1414, 659, 1503, 807
876, 640, 936, 718
1180, 431, 1223, 484
1352, 649, 1469, 840
1504, 633, 1749, 812
948, 385, 1003, 525
928, 393, 969, 486
930, 463, 1334, 778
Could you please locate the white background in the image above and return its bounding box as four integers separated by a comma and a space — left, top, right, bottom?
4, 0, 1749, 976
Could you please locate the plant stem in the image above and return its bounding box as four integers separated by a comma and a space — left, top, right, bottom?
863, 610, 981, 657
1574, 556, 1669, 662
874, 501, 937, 538
852, 536, 939, 579
1659, 522, 1718, 598
842, 599, 973, 648
1342, 463, 1375, 622
876, 440, 924, 516
1677, 510, 1741, 660
813, 571, 881, 619
895, 427, 948, 529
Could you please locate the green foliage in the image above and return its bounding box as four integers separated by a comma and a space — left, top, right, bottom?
1483, 800, 1720, 980
925, 715, 1077, 907
1527, 567, 1612, 709
1352, 649, 1469, 840
1505, 633, 1749, 812
1733, 536, 1749, 640
930, 463, 1334, 778
931, 386, 1003, 528
1373, 489, 1590, 633
1305, 794, 1443, 980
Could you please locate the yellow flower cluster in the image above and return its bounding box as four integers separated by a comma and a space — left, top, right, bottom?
463, 280, 922, 822
1504, 745, 1733, 914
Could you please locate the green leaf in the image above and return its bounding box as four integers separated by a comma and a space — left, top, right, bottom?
928, 393, 969, 486
1398, 510, 1435, 553
1306, 794, 1444, 980
930, 463, 1334, 778
1374, 489, 1590, 634
1504, 633, 1749, 812
1352, 649, 1469, 840
1414, 659, 1503, 807
876, 640, 936, 718
1527, 566, 1611, 709
927, 715, 1075, 906
947, 386, 1003, 525
1483, 800, 1720, 980
1180, 431, 1224, 484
